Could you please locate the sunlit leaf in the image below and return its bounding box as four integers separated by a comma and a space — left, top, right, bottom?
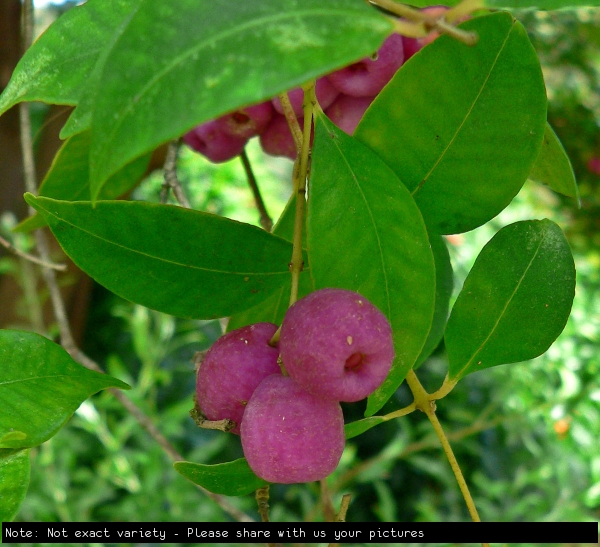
0, 449, 30, 522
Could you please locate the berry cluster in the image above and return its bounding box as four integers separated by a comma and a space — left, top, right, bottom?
196, 288, 395, 483
184, 32, 420, 162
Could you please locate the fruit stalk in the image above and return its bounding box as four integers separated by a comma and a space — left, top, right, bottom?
240, 149, 272, 231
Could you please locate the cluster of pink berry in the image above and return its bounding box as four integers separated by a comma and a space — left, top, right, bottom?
196, 288, 395, 484
184, 33, 424, 162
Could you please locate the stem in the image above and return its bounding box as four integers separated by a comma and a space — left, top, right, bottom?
320, 479, 335, 522
405, 370, 486, 540
0, 235, 67, 271
381, 401, 416, 421
335, 494, 352, 522
277, 92, 303, 153
288, 81, 315, 308
160, 139, 191, 208
429, 373, 458, 400
240, 150, 273, 231
255, 485, 270, 522
369, 0, 433, 22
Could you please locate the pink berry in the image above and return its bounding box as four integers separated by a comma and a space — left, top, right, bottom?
280, 289, 395, 402
402, 36, 422, 61
196, 323, 281, 434
183, 120, 248, 163
272, 77, 339, 117
588, 156, 600, 175
241, 374, 345, 483
325, 95, 374, 135
259, 113, 300, 160
327, 33, 405, 97
215, 101, 273, 139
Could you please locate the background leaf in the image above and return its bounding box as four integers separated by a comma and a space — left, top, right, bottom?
173, 458, 267, 496
0, 330, 129, 449
403, 0, 600, 8
88, 0, 392, 190
308, 116, 436, 416
345, 417, 387, 440
0, 449, 30, 522
355, 12, 547, 234
445, 219, 576, 381
0, 0, 139, 117
26, 195, 298, 320
529, 124, 579, 202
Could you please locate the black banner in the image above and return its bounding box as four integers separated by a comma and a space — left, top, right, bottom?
2, 521, 598, 544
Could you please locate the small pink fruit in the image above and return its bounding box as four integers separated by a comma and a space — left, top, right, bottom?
196, 323, 281, 434
241, 374, 345, 483
272, 77, 339, 117
259, 113, 301, 160
325, 94, 374, 135
280, 288, 395, 402
327, 33, 405, 97
587, 156, 600, 175
183, 120, 248, 163
215, 101, 274, 139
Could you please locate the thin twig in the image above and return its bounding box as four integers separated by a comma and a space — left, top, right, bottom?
240, 150, 273, 231
320, 479, 335, 522
17, 1, 252, 524
0, 235, 67, 270
277, 92, 303, 153
255, 486, 270, 522
335, 494, 352, 522
160, 139, 191, 208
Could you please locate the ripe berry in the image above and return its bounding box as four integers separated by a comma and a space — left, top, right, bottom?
183, 120, 247, 163
259, 113, 301, 159
325, 94, 374, 135
241, 374, 345, 483
272, 77, 339, 117
280, 288, 394, 402
215, 101, 273, 139
327, 34, 405, 97
196, 323, 281, 434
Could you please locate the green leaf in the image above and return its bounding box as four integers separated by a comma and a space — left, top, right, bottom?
445, 220, 575, 381
401, 0, 600, 8
15, 132, 150, 233
355, 12, 547, 234
529, 124, 579, 203
88, 0, 393, 191
0, 330, 129, 449
345, 417, 387, 440
26, 195, 298, 320
415, 233, 454, 368
308, 115, 436, 417
0, 449, 30, 522
174, 458, 267, 496
0, 0, 140, 117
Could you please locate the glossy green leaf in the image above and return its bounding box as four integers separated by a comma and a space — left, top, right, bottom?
15, 132, 150, 233
0, 330, 129, 449
345, 417, 387, 440
174, 458, 267, 496
415, 233, 454, 368
0, 449, 30, 522
0, 0, 139, 117
405, 0, 600, 8
88, 0, 392, 191
308, 115, 436, 417
529, 124, 579, 202
355, 12, 547, 234
26, 195, 298, 320
445, 220, 576, 381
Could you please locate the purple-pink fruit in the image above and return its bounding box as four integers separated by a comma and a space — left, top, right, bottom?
272, 77, 339, 117
280, 288, 394, 402
327, 34, 405, 97
196, 323, 281, 434
259, 113, 300, 160
325, 94, 374, 135
215, 101, 274, 140
241, 374, 345, 483
402, 36, 422, 61
183, 120, 248, 163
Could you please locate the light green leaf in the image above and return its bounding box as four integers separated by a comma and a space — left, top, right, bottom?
89, 0, 392, 192
174, 458, 267, 496
355, 12, 547, 234
0, 449, 30, 522
345, 417, 387, 440
308, 115, 436, 417
0, 0, 140, 117
26, 195, 298, 320
415, 233, 454, 368
445, 220, 576, 381
529, 124, 579, 203
0, 330, 129, 449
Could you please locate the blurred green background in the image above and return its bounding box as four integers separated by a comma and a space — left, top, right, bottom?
1, 2, 599, 543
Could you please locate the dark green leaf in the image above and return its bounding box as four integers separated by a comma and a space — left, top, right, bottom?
415, 233, 454, 368
174, 458, 267, 496
355, 13, 547, 234
445, 220, 576, 381
529, 124, 579, 203
308, 116, 436, 417
26, 195, 298, 320
88, 0, 392, 190
345, 417, 387, 440
0, 330, 129, 449
0, 0, 139, 117
0, 449, 30, 522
